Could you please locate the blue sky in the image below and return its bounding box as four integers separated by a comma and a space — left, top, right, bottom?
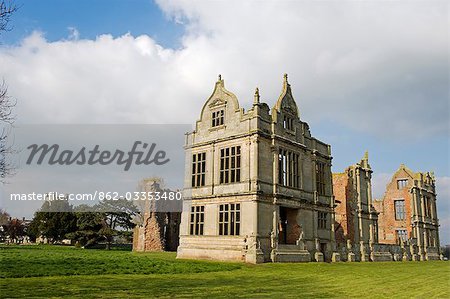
4, 0, 447, 174
0, 0, 448, 243
4, 0, 183, 47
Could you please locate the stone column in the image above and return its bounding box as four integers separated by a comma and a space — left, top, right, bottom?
312, 210, 318, 241
412, 188, 419, 221
420, 191, 426, 223
367, 172, 373, 207
330, 198, 337, 247
418, 190, 426, 260
272, 146, 278, 195
355, 168, 362, 247
211, 142, 216, 194
423, 229, 428, 261
312, 153, 317, 198
436, 225, 441, 256
431, 197, 437, 222
270, 207, 279, 262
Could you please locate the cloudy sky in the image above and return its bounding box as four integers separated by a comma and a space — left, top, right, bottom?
0, 0, 448, 242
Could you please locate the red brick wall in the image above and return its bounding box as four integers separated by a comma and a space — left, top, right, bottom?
333, 172, 354, 245
375, 168, 413, 244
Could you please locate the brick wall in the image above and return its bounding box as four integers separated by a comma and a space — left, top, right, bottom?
375, 168, 413, 244
333, 172, 355, 246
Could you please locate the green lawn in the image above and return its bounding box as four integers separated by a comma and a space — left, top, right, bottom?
1, 245, 449, 298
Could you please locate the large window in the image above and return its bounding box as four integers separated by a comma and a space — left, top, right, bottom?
192, 152, 206, 187
315, 162, 326, 195
219, 146, 241, 184
318, 211, 327, 229
212, 110, 224, 127
397, 179, 408, 189
219, 203, 240, 236
394, 200, 406, 220
278, 149, 300, 188
396, 229, 408, 243
189, 206, 204, 235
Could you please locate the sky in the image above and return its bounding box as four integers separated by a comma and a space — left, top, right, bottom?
0, 0, 448, 243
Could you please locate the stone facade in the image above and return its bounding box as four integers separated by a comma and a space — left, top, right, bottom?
133, 179, 181, 252
134, 75, 442, 263
373, 165, 441, 261
176, 75, 336, 263
333, 152, 378, 262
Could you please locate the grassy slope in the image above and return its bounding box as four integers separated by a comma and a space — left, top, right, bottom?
1, 245, 449, 298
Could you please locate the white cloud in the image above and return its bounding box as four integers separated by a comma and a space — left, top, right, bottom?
0, 0, 448, 242
67, 27, 79, 40
372, 172, 392, 200
436, 177, 450, 245
0, 1, 447, 140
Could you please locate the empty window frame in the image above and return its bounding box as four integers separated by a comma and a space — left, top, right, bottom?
397, 179, 408, 190
394, 200, 406, 220
283, 115, 294, 130
396, 229, 408, 243
278, 149, 300, 188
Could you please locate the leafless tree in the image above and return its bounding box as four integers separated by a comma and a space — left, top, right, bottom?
0, 1, 17, 33
0, 1, 17, 182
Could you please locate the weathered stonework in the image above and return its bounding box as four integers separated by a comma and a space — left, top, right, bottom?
333, 160, 441, 262
176, 75, 336, 263
373, 165, 441, 261
133, 179, 181, 252
333, 152, 378, 261
134, 75, 442, 264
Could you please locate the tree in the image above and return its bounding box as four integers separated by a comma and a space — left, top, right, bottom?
0, 208, 10, 241
28, 199, 77, 243
5, 218, 24, 243
66, 207, 103, 247
96, 198, 138, 249
0, 1, 17, 32
0, 1, 17, 181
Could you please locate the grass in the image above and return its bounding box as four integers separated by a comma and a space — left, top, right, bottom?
1, 245, 449, 298
0, 245, 241, 278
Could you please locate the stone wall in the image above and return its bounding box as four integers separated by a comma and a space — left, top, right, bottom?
132, 178, 181, 252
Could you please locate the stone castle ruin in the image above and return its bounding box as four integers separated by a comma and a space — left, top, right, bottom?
133, 75, 442, 263
133, 178, 181, 252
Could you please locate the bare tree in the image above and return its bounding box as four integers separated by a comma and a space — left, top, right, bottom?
0, 81, 15, 181
0, 1, 17, 33
0, 1, 17, 182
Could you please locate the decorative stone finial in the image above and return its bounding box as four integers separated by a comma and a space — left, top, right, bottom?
283, 73, 288, 82
364, 150, 368, 161
218, 74, 222, 81
254, 87, 260, 105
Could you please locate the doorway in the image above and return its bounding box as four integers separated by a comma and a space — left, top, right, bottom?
278, 207, 299, 245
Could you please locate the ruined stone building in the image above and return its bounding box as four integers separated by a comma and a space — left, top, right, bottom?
176, 75, 337, 263
373, 165, 441, 260
333, 152, 379, 261
134, 76, 442, 263
133, 178, 181, 252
